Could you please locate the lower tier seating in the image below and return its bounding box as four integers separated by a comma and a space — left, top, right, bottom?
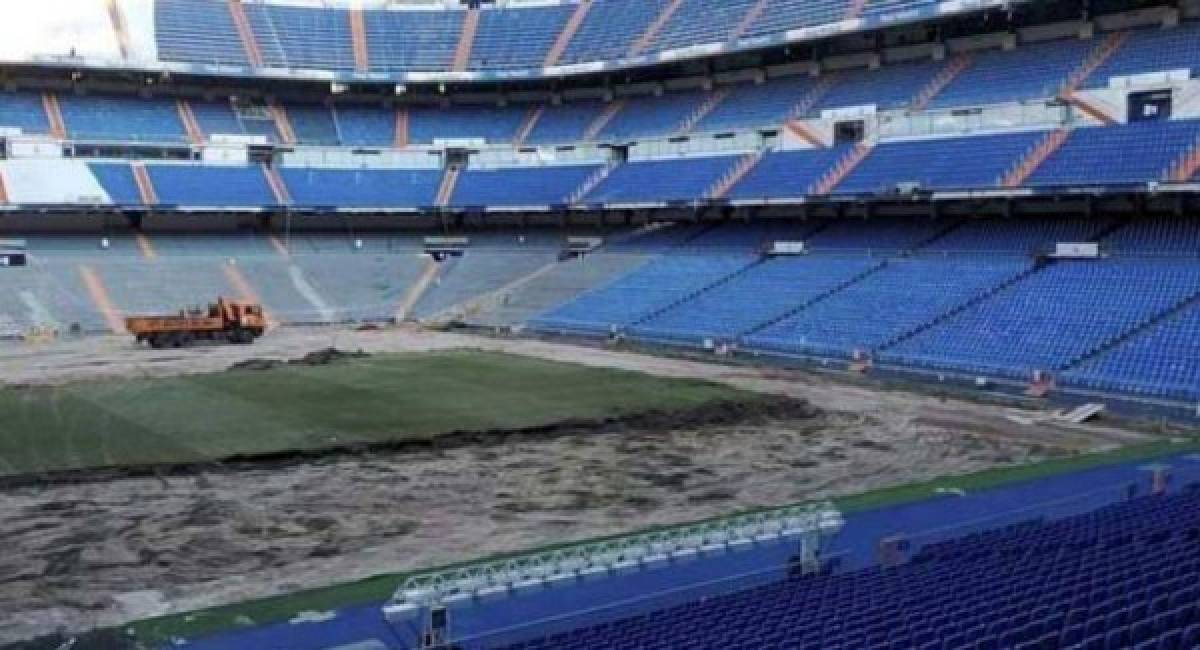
499, 489, 1200, 650
531, 217, 1200, 401
882, 258, 1200, 379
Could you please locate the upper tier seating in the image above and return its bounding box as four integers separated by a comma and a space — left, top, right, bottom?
835, 130, 1045, 193
280, 167, 441, 208
649, 0, 760, 53
743, 0, 856, 39
1027, 120, 1200, 187
1087, 23, 1200, 86
154, 0, 249, 66
244, 4, 356, 71
585, 155, 737, 203
470, 5, 573, 70
501, 490, 1200, 650
59, 94, 187, 143
559, 0, 670, 64
882, 258, 1200, 379
451, 164, 601, 207
0, 91, 50, 135
364, 9, 463, 72
928, 38, 1095, 108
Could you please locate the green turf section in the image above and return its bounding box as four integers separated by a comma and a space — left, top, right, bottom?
123, 436, 1199, 645
0, 349, 746, 477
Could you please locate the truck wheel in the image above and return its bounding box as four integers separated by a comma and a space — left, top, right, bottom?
149, 334, 166, 349
176, 332, 194, 348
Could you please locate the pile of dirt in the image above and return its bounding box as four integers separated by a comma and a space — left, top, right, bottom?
229, 348, 369, 372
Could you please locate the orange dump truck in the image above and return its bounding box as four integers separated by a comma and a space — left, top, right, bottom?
125, 298, 267, 348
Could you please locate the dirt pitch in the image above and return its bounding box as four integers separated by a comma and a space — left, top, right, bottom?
0, 326, 1154, 644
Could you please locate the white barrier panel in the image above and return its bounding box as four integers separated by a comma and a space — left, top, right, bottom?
202, 145, 250, 165
1053, 242, 1100, 258
210, 133, 270, 146
770, 241, 807, 255
0, 159, 112, 204
7, 137, 65, 159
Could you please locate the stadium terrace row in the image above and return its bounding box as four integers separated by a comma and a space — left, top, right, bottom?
155, 0, 943, 72
532, 216, 1200, 403
7, 20, 1200, 146
0, 119, 1191, 208
498, 489, 1200, 650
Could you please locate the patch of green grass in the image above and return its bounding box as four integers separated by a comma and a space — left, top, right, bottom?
0, 349, 747, 477
124, 436, 1199, 645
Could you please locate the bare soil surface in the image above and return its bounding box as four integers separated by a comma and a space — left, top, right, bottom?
0, 327, 1152, 642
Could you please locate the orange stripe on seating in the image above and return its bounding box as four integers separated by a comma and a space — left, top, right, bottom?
135, 233, 158, 261
78, 264, 125, 334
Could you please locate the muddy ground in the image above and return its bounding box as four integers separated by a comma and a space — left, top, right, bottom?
0, 327, 1154, 643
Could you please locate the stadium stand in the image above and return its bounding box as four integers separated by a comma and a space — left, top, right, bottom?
524, 101, 608, 145
87, 162, 142, 205
407, 104, 529, 145
279, 168, 441, 209
243, 3, 357, 71
0, 90, 51, 135
926, 37, 1098, 108
58, 93, 187, 143
558, 0, 669, 64
331, 105, 396, 147
144, 164, 276, 207
286, 103, 341, 146
808, 59, 945, 114
596, 90, 709, 140
691, 76, 824, 134
451, 164, 603, 207
499, 489, 1200, 650
1027, 120, 1200, 187
882, 258, 1200, 379
469, 5, 572, 70
584, 155, 738, 203
833, 130, 1047, 194
744, 257, 1031, 358
154, 0, 250, 66
1086, 22, 1200, 85
532, 253, 757, 335
363, 9, 463, 72
725, 147, 851, 200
